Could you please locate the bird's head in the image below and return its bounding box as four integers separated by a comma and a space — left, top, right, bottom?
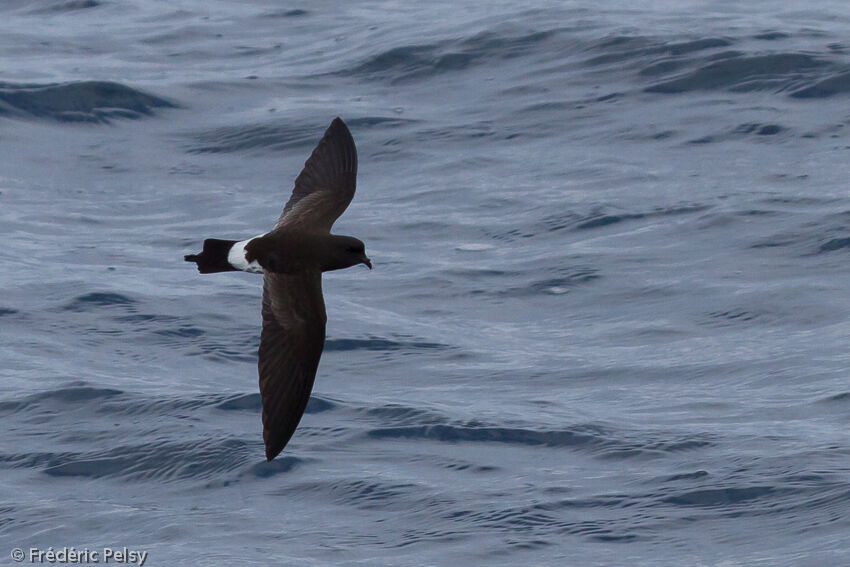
326, 235, 371, 271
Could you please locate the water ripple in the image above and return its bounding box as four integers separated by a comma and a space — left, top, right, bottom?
367, 422, 714, 458
0, 80, 175, 123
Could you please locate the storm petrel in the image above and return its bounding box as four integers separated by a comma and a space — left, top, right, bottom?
185, 117, 370, 461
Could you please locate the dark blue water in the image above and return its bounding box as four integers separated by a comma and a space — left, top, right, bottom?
2, 1, 850, 565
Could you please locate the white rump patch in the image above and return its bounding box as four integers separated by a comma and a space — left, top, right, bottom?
227, 236, 265, 273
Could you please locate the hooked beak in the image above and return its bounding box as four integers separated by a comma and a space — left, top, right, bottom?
361, 256, 372, 270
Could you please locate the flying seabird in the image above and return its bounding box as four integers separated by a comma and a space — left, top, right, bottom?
184, 117, 370, 461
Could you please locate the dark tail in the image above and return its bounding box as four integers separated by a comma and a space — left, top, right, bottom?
184, 238, 239, 274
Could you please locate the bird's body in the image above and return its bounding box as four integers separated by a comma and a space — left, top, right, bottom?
185, 117, 370, 461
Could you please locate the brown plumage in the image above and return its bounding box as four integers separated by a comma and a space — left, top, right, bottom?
185, 117, 371, 461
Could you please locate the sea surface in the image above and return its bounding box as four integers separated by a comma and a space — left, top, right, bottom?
1, 1, 850, 565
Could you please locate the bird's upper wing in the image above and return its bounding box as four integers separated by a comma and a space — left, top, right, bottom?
276, 117, 357, 233
258, 271, 326, 461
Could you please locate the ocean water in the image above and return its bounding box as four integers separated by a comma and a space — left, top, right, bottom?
2, 0, 850, 565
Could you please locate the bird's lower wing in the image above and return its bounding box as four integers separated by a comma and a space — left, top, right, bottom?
258, 271, 326, 461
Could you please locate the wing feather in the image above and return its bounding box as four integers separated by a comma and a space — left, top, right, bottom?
258, 271, 326, 461
276, 117, 357, 232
